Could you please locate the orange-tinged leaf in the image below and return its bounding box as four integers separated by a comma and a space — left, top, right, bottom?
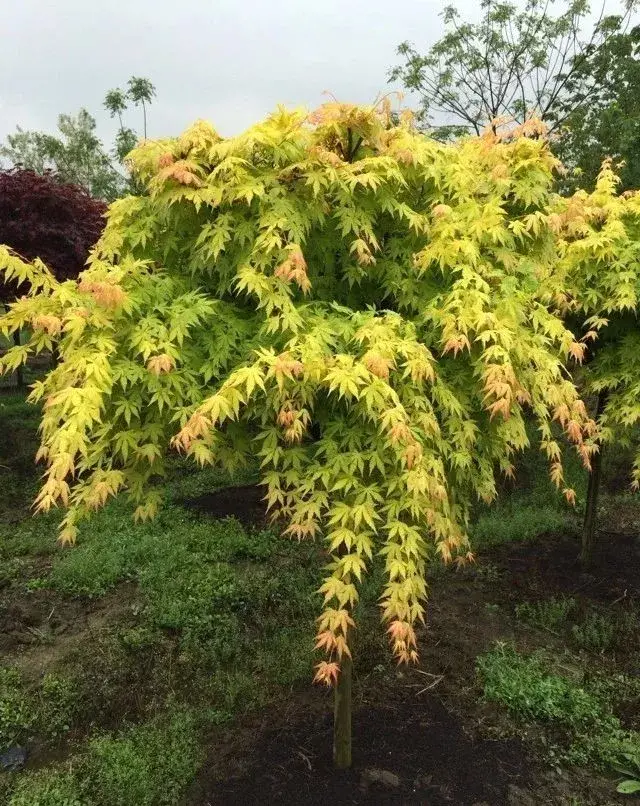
313, 661, 340, 687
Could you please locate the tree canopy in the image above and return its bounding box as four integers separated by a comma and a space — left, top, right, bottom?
555, 21, 640, 190
1, 103, 605, 685
0, 110, 125, 202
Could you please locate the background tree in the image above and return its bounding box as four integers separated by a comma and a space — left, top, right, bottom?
390, 0, 636, 141
0, 104, 600, 767
104, 77, 156, 162
104, 88, 137, 163
127, 77, 156, 140
2, 77, 156, 201
0, 167, 105, 385
546, 163, 640, 563
554, 21, 640, 190
1, 110, 125, 202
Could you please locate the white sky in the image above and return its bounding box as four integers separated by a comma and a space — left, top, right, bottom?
0, 0, 474, 145
0, 0, 630, 147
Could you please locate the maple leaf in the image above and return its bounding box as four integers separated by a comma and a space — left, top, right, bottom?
146, 353, 175, 375
432, 203, 452, 219
313, 661, 340, 687
314, 630, 337, 653
32, 314, 63, 335
158, 152, 175, 168
442, 335, 470, 356
363, 351, 392, 380
568, 342, 586, 363
78, 279, 126, 309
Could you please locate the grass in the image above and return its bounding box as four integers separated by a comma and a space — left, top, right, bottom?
5, 709, 203, 806
477, 642, 640, 769
0, 668, 79, 752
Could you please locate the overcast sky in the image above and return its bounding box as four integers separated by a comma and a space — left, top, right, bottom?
0, 0, 480, 147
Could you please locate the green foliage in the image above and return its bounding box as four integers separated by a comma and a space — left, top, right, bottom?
0, 668, 34, 751
5, 709, 202, 806
0, 668, 79, 752
478, 642, 639, 768
549, 164, 640, 487
2, 75, 156, 201
478, 643, 606, 728
37, 496, 320, 676
571, 607, 639, 654
85, 710, 202, 806
104, 76, 156, 167
556, 22, 640, 192
0, 392, 42, 518
0, 101, 603, 683
472, 503, 569, 548
515, 596, 577, 631
615, 750, 640, 795
8, 769, 85, 806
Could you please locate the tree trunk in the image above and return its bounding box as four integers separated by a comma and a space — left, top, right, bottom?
580, 390, 608, 567
13, 329, 24, 389
333, 649, 352, 769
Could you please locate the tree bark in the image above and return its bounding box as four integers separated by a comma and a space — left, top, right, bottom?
333, 648, 352, 769
13, 329, 24, 389
580, 390, 608, 566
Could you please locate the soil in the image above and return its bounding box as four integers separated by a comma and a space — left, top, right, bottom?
185, 484, 269, 527
194, 695, 530, 805
493, 530, 640, 601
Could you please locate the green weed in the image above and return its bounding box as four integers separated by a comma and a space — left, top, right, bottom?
571, 607, 638, 654
7, 768, 85, 806
471, 503, 570, 548
477, 642, 639, 769
0, 668, 33, 751
85, 709, 203, 806
0, 668, 79, 751
515, 596, 577, 631
614, 749, 640, 795
4, 708, 203, 806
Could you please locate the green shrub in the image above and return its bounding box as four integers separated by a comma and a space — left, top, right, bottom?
86, 710, 203, 806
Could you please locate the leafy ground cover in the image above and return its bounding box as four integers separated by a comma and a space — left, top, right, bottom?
1, 389, 639, 805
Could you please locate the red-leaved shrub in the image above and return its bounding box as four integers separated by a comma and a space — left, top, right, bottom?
0, 168, 106, 305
